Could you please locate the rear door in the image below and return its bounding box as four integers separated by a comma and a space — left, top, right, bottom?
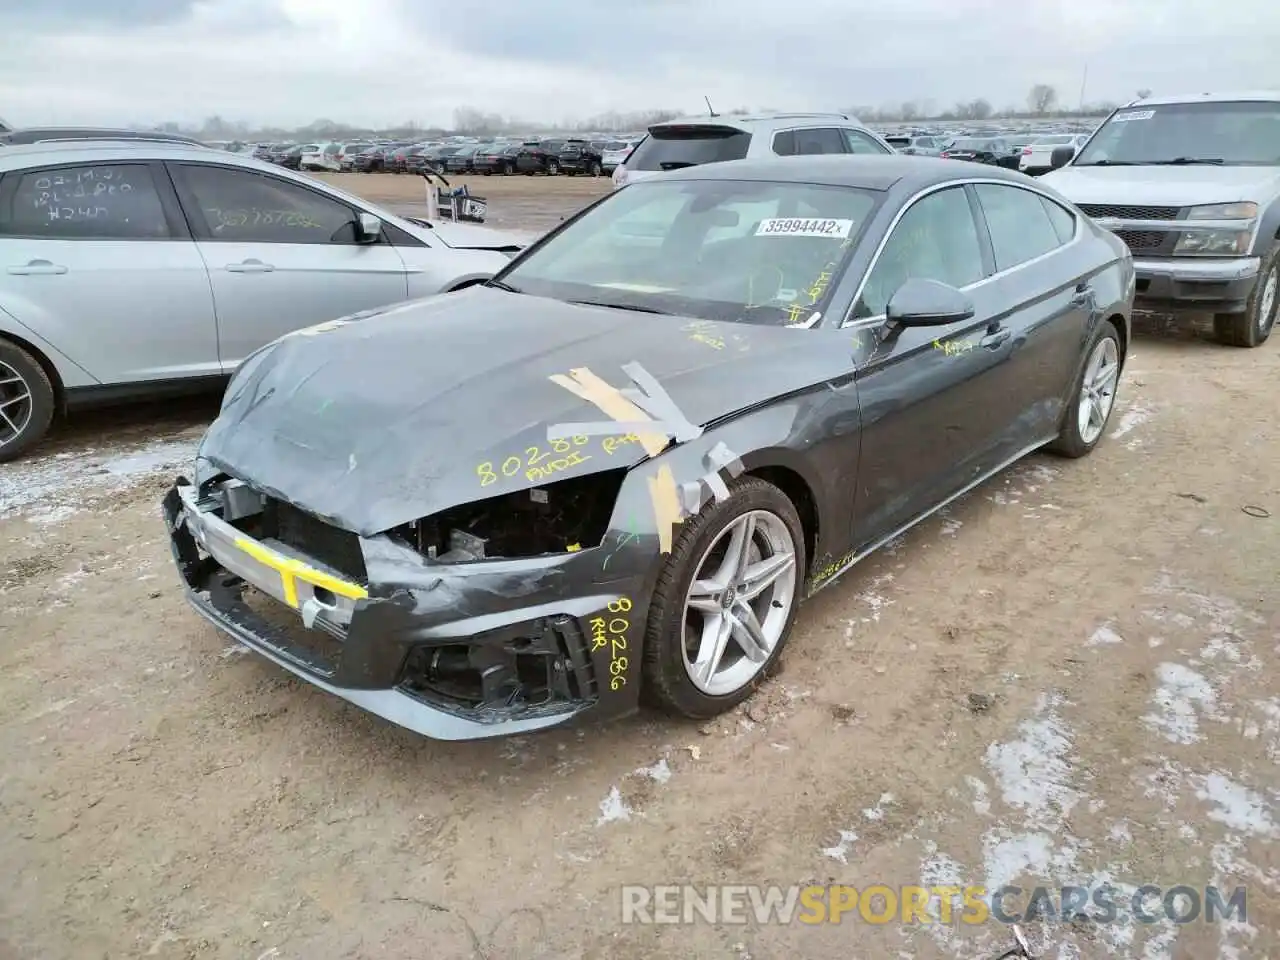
970, 182, 1094, 458
0, 159, 219, 383
773, 127, 849, 156
167, 162, 411, 372
847, 183, 1017, 548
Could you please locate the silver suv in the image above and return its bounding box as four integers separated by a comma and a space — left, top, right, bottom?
0, 140, 528, 460
612, 113, 895, 188
1043, 91, 1280, 347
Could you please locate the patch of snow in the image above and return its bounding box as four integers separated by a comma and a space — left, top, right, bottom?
984, 693, 1082, 822
1142, 662, 1219, 744
820, 829, 858, 863
1087, 623, 1124, 647
0, 436, 198, 522
634, 758, 671, 784
965, 775, 990, 816
863, 792, 895, 821
596, 786, 632, 825
1193, 773, 1277, 837
1111, 400, 1153, 442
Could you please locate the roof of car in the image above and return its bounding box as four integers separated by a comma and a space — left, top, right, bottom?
0, 139, 276, 173
651, 154, 1032, 192
653, 113, 860, 130
1123, 90, 1280, 107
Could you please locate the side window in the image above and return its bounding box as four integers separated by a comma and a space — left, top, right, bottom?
842, 129, 892, 154
1040, 195, 1077, 244
855, 187, 985, 318
0, 163, 170, 240
173, 164, 360, 244
792, 128, 847, 155
771, 130, 796, 156
974, 184, 1064, 271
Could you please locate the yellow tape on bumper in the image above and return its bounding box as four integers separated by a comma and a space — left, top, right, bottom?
233, 536, 368, 608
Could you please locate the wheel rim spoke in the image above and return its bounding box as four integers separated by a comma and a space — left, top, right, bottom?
729, 603, 771, 663
687, 579, 723, 614
692, 611, 733, 686
738, 552, 796, 601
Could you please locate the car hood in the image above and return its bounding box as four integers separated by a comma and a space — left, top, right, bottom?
399, 217, 534, 250
1044, 164, 1280, 207
198, 287, 852, 535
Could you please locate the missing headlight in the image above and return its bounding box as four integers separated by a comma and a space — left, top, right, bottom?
392, 469, 627, 561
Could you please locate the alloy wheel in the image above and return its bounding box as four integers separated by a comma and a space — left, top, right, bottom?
681, 510, 798, 696
0, 359, 34, 449
1077, 335, 1120, 445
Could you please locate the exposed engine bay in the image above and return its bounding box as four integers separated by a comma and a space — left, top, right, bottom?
388, 469, 626, 561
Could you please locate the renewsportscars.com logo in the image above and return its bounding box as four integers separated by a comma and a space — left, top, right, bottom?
620, 884, 1247, 927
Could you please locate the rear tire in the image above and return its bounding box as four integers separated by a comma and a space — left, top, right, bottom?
1213, 242, 1279, 347
1046, 319, 1123, 459
546, 160, 560, 176
0, 339, 56, 463
642, 477, 805, 719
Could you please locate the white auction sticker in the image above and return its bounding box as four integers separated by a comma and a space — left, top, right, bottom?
755, 217, 854, 238
1113, 109, 1155, 122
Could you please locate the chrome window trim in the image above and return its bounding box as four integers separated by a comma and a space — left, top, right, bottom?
839, 178, 1084, 328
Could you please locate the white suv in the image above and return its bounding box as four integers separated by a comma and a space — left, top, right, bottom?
612, 113, 895, 188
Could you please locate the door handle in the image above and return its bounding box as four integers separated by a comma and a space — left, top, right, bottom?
980, 328, 1012, 349
225, 259, 275, 273
7, 260, 68, 276
1070, 283, 1093, 306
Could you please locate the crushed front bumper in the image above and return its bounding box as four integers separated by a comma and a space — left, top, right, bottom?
162, 480, 650, 740
1130, 256, 1261, 313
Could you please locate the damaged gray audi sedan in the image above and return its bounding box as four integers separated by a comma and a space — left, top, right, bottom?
164, 155, 1134, 740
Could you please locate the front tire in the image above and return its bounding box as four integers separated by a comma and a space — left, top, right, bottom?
546, 160, 560, 176
1046, 319, 1122, 458
642, 477, 805, 719
0, 340, 56, 463
1214, 241, 1279, 347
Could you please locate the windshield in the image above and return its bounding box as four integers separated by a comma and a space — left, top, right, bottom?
1075, 100, 1280, 166
495, 178, 880, 326
625, 126, 751, 171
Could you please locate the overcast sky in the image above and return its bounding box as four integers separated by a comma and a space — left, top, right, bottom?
1, 0, 1276, 129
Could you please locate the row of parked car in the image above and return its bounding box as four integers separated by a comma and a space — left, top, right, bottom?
883, 129, 1093, 174
250, 136, 645, 178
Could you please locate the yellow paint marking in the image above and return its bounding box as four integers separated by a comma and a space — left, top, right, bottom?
646, 464, 683, 554
548, 366, 668, 456
233, 536, 368, 608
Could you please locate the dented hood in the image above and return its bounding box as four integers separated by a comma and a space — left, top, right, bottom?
198, 286, 853, 535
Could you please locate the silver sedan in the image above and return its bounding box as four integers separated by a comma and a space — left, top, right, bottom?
0, 140, 528, 459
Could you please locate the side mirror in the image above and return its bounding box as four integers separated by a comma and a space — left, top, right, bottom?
885, 278, 974, 327
1050, 145, 1075, 170
357, 212, 382, 242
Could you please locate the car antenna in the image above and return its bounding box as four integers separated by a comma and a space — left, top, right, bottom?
705, 96, 718, 118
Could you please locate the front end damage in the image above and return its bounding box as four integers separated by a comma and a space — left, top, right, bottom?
162, 467, 657, 740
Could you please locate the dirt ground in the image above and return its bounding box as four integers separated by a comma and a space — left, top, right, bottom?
1, 173, 1277, 960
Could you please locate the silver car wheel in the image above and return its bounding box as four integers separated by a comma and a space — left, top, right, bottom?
0, 359, 34, 449
682, 509, 798, 696
1259, 265, 1278, 335
1077, 335, 1120, 445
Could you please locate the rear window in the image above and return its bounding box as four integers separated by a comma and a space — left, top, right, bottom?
625, 125, 751, 171
885, 136, 911, 147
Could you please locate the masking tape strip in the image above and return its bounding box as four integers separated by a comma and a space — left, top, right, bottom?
647, 464, 682, 554
620, 362, 702, 442
548, 367, 668, 456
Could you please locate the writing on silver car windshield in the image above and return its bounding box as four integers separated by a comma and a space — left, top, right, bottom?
495, 179, 879, 327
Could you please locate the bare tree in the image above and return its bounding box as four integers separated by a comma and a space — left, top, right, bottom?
1136, 88, 1152, 100
1028, 84, 1058, 115
969, 98, 993, 120
900, 101, 919, 122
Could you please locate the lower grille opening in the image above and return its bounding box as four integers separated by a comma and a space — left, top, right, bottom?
398, 617, 596, 714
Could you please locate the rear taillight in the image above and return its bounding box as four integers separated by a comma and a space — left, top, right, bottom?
940, 152, 951, 158
1022, 147, 1032, 154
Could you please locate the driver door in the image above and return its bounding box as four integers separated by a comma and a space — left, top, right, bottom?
848, 184, 1018, 549
166, 162, 410, 371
